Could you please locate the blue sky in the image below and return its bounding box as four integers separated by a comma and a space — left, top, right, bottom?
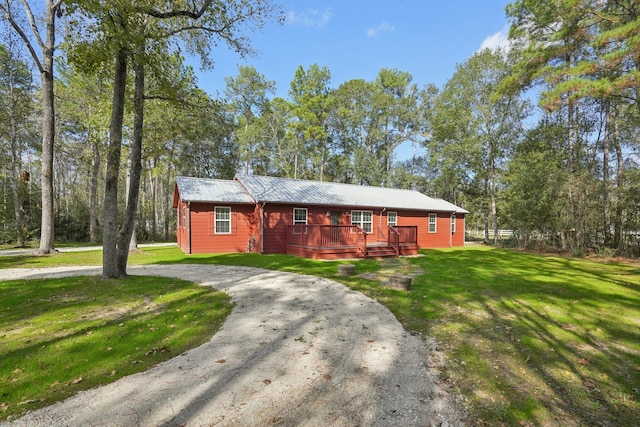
193, 1, 512, 98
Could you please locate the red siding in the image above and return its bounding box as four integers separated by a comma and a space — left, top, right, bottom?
186, 202, 258, 254
176, 196, 466, 256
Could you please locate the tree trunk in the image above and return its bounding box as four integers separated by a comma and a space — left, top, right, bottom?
116, 50, 145, 276
102, 48, 128, 279
602, 100, 611, 247
89, 136, 100, 243
613, 106, 624, 250
7, 63, 25, 247
9, 134, 25, 247
37, 48, 55, 253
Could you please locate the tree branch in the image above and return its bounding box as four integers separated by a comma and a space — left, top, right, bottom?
0, 2, 44, 73
137, 0, 215, 20
18, 0, 46, 52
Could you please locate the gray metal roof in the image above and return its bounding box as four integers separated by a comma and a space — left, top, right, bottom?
433, 198, 469, 214
236, 174, 468, 213
175, 176, 255, 204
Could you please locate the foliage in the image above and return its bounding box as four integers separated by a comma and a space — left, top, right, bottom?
0, 274, 232, 421
427, 48, 531, 242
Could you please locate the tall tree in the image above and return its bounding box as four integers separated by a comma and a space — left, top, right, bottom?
289, 64, 332, 181
328, 69, 420, 186
0, 41, 36, 246
0, 0, 64, 254
505, 0, 640, 252
429, 48, 530, 243
68, 0, 283, 278
225, 65, 275, 174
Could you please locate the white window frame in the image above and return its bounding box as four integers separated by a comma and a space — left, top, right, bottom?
387, 211, 397, 227
451, 213, 456, 233
351, 210, 373, 233
214, 206, 231, 234
428, 213, 437, 233
293, 208, 308, 225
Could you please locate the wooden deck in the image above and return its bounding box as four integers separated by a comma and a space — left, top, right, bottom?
286, 225, 418, 260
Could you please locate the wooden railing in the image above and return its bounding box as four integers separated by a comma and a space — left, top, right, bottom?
392, 226, 418, 246
388, 226, 400, 256
288, 225, 368, 256
287, 225, 416, 258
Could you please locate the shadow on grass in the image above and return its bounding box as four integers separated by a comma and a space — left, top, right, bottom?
405, 247, 640, 426
0, 273, 232, 421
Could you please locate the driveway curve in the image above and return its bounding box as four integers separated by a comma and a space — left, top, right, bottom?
1, 265, 466, 427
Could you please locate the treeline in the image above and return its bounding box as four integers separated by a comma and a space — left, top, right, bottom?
0, 0, 639, 258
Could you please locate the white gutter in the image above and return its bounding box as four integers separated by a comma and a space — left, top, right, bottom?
260, 202, 266, 254
187, 201, 192, 254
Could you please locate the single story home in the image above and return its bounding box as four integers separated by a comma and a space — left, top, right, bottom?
173, 174, 468, 259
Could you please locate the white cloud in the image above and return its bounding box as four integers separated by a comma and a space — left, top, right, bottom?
479, 24, 512, 52
286, 8, 333, 28
366, 22, 395, 37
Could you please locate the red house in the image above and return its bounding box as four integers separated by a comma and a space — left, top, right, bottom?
173, 174, 468, 259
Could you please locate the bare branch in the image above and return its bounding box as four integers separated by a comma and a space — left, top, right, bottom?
0, 2, 43, 72
18, 0, 46, 52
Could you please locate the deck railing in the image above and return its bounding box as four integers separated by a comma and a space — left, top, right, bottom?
388, 226, 400, 257
287, 224, 417, 258
288, 225, 368, 256
392, 226, 418, 246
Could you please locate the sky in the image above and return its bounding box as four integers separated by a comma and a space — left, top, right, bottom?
190, 0, 514, 159
193, 0, 513, 97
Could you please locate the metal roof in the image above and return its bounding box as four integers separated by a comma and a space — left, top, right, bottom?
175, 176, 255, 204
236, 174, 468, 213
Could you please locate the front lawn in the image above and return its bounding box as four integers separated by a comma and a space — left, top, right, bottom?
0, 275, 232, 421
373, 247, 640, 426
1, 245, 638, 425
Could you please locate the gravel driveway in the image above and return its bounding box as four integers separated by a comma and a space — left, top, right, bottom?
0, 265, 466, 426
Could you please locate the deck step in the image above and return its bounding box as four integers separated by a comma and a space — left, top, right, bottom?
366, 246, 398, 258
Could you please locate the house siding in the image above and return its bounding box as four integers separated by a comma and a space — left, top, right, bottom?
187, 202, 258, 254
174, 177, 467, 257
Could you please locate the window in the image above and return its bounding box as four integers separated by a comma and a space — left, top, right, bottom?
293, 208, 308, 225
387, 211, 397, 226
214, 207, 231, 234
451, 213, 456, 233
181, 206, 187, 229
428, 213, 437, 233
352, 210, 373, 233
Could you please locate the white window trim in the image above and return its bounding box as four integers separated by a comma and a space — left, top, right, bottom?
387, 211, 397, 226
451, 213, 456, 233
214, 206, 231, 234
428, 213, 437, 233
293, 207, 308, 225
351, 210, 373, 233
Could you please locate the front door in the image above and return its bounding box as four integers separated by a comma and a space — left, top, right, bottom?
330, 211, 342, 245
331, 211, 341, 225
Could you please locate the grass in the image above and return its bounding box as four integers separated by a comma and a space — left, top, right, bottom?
1, 244, 639, 425
0, 273, 232, 421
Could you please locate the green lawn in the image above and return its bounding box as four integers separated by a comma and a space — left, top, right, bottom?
1, 245, 639, 425
0, 273, 232, 421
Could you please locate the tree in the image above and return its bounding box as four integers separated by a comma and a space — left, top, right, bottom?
429, 49, 530, 243
57, 61, 111, 243
289, 64, 332, 181
0, 40, 37, 246
327, 69, 420, 186
0, 0, 64, 254
503, 118, 567, 247
225, 65, 275, 174
68, 0, 283, 278
505, 0, 640, 252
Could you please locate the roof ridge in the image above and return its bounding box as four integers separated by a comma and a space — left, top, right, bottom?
235, 173, 426, 194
